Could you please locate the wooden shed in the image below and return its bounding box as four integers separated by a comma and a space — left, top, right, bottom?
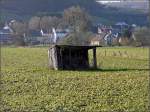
48, 45, 101, 70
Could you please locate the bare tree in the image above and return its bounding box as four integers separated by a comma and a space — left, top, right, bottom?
63, 6, 91, 32
28, 16, 41, 30
134, 27, 150, 46
51, 16, 61, 29
10, 21, 27, 46
40, 16, 60, 33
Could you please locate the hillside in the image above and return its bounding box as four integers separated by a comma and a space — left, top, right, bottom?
0, 0, 148, 25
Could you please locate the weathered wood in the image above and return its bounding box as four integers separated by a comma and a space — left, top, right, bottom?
48, 49, 52, 67
69, 48, 71, 67
48, 47, 58, 70
48, 45, 100, 70
60, 48, 63, 69
93, 48, 97, 69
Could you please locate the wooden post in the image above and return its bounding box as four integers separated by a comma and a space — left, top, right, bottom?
48, 47, 58, 70
69, 48, 71, 67
60, 48, 63, 69
53, 47, 58, 70
86, 50, 89, 68
93, 48, 97, 69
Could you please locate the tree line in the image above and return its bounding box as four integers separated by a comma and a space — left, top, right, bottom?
7, 5, 150, 46
9, 6, 91, 46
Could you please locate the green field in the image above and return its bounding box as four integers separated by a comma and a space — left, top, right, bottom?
1, 47, 149, 112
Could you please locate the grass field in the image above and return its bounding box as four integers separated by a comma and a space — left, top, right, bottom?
1, 47, 149, 112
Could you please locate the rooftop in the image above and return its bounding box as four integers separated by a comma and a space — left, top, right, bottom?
49, 44, 102, 49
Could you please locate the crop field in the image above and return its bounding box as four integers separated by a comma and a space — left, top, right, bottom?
1, 47, 149, 112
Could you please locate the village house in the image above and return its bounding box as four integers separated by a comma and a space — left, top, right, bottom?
25, 30, 42, 45
40, 28, 69, 44
90, 34, 106, 46
93, 21, 136, 46
92, 25, 120, 46
0, 23, 13, 44
26, 28, 69, 45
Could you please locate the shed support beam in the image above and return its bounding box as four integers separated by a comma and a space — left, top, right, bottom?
93, 48, 97, 69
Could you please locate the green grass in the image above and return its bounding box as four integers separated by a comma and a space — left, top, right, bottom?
1, 47, 149, 112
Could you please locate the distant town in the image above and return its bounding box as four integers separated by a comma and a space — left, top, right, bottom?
0, 4, 149, 47
0, 19, 140, 46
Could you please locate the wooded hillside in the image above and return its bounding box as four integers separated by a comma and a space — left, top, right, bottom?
0, 0, 148, 25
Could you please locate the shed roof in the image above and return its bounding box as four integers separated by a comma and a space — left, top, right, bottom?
49, 44, 102, 49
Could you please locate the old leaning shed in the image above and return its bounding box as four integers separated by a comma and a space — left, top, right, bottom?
48, 45, 100, 70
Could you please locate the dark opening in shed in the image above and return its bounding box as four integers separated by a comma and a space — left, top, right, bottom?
48, 45, 101, 70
